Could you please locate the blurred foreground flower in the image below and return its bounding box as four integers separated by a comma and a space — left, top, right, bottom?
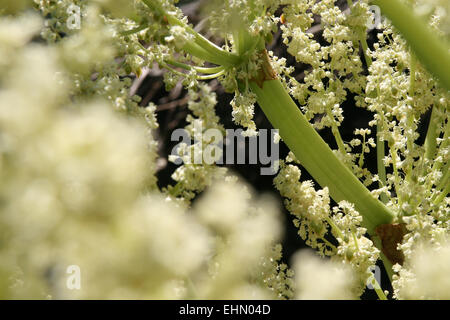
293, 250, 357, 300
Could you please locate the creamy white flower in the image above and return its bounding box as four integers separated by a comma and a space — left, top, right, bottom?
293, 250, 357, 300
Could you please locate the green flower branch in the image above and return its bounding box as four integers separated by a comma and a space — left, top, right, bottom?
249, 77, 394, 234
141, 0, 240, 67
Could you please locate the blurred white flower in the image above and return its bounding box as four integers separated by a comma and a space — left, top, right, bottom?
393, 239, 450, 299
293, 250, 357, 300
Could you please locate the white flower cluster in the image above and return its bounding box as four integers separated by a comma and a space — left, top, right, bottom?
274, 161, 332, 254
347, 128, 377, 186
274, 157, 380, 296
204, 0, 279, 39
167, 83, 227, 204
0, 2, 294, 299
281, 0, 367, 119
0, 13, 155, 298
293, 249, 357, 300
279, 0, 372, 185
230, 91, 258, 137
414, 0, 450, 36
190, 179, 292, 299
331, 201, 380, 296
393, 238, 450, 299
1, 0, 448, 300
278, 2, 448, 299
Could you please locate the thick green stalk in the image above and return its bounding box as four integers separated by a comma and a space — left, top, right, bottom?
250, 79, 395, 234
372, 0, 450, 90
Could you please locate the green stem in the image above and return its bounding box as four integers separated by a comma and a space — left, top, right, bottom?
405, 55, 416, 183
325, 217, 345, 240
359, 31, 372, 68
196, 69, 225, 80
250, 79, 395, 234
142, 0, 240, 67
326, 108, 347, 156
371, 236, 394, 281
372, 276, 388, 300
352, 233, 388, 300
362, 36, 388, 202
424, 106, 439, 162
120, 24, 148, 36
182, 41, 225, 65
165, 59, 224, 74
425, 120, 449, 196
321, 238, 338, 252
348, 5, 389, 203
185, 29, 239, 66
327, 217, 391, 295
372, 0, 450, 90
435, 160, 449, 192
358, 136, 365, 168
376, 123, 388, 204
433, 180, 450, 205
389, 143, 403, 207
161, 62, 188, 78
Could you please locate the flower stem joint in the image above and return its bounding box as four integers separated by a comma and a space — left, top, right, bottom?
250, 50, 277, 88
375, 223, 407, 265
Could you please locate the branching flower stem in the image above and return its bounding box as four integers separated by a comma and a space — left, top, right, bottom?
249, 78, 395, 235
142, 0, 240, 67
165, 59, 224, 74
